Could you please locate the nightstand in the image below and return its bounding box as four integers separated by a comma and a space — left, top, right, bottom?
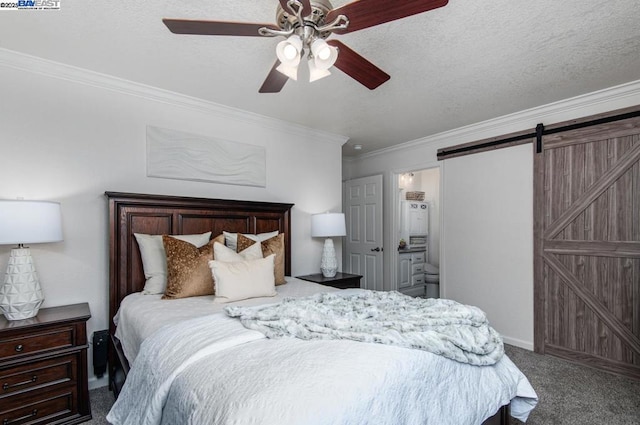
0, 303, 92, 425
296, 272, 362, 289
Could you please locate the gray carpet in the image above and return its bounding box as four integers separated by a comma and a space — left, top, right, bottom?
82, 344, 640, 424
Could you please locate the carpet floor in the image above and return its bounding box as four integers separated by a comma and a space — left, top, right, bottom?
82, 344, 640, 424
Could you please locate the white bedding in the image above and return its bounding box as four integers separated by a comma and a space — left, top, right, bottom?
114, 278, 339, 364
110, 280, 538, 424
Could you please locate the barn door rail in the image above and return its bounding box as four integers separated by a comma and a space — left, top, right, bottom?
437, 107, 640, 160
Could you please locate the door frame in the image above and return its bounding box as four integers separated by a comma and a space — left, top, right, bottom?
391, 162, 442, 292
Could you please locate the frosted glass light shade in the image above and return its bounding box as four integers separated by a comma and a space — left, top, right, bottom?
308, 59, 331, 82
276, 35, 302, 66
311, 212, 346, 237
276, 62, 299, 81
310, 39, 338, 70
0, 200, 63, 245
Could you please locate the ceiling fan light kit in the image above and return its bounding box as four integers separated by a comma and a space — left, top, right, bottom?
276, 35, 303, 64
163, 0, 449, 93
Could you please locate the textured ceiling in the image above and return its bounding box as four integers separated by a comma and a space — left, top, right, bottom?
1, 0, 638, 156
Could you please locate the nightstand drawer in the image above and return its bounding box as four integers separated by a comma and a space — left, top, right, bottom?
0, 327, 74, 361
1, 354, 76, 397
0, 385, 78, 425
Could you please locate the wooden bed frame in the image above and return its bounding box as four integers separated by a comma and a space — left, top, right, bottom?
106, 191, 510, 424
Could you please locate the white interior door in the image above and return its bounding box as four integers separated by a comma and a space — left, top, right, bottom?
344, 174, 383, 290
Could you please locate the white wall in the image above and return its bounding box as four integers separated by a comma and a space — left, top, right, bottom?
442, 144, 533, 347
0, 51, 346, 388
343, 80, 640, 350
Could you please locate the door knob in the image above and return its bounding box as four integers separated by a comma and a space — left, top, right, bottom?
370, 247, 381, 252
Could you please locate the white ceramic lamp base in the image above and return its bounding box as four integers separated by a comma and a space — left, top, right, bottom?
320, 238, 338, 278
0, 248, 44, 320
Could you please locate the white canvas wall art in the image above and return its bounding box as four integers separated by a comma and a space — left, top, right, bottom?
146, 126, 266, 187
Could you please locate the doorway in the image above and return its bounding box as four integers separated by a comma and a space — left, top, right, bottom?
394, 166, 441, 297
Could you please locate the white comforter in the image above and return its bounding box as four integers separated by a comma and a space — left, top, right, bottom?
108, 295, 537, 425
113, 278, 339, 364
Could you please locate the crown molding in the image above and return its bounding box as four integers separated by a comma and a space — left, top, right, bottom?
351, 79, 640, 161
0, 48, 348, 146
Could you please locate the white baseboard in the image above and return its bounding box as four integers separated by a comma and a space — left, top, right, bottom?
503, 336, 534, 351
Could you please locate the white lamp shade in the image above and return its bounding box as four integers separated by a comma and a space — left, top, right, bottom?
311, 212, 346, 237
0, 200, 63, 245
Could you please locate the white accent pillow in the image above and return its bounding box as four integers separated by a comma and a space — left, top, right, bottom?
213, 241, 263, 262
134, 232, 212, 295
223, 230, 279, 251
209, 254, 277, 303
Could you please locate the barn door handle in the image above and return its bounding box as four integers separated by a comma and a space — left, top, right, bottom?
370, 247, 381, 252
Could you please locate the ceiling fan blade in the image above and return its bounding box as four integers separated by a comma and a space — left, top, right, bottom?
259, 61, 289, 93
278, 0, 312, 17
327, 40, 390, 90
163, 19, 279, 36
326, 0, 448, 34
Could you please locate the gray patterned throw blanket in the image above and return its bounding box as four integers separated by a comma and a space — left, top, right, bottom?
225, 290, 504, 365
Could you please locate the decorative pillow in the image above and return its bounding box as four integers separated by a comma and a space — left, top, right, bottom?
162, 236, 217, 299
213, 241, 263, 263
209, 254, 277, 303
134, 231, 213, 295
223, 230, 278, 251
237, 233, 286, 285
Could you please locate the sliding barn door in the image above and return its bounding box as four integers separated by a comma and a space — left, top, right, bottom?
534, 115, 640, 379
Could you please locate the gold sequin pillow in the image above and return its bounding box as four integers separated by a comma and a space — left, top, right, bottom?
162, 234, 223, 299
236, 233, 286, 285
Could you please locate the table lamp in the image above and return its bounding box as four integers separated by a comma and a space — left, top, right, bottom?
311, 212, 346, 278
0, 200, 63, 320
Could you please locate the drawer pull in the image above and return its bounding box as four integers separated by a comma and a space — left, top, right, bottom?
2, 375, 37, 391
3, 409, 37, 425
14, 344, 24, 352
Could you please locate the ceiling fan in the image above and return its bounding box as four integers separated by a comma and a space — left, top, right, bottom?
163, 0, 449, 93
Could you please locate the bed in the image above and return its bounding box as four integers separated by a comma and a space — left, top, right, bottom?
105, 191, 537, 425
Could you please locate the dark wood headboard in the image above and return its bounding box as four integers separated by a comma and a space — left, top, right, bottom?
106, 191, 293, 335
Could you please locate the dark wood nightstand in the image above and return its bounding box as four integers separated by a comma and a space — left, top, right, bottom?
296, 272, 362, 289
0, 303, 92, 425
